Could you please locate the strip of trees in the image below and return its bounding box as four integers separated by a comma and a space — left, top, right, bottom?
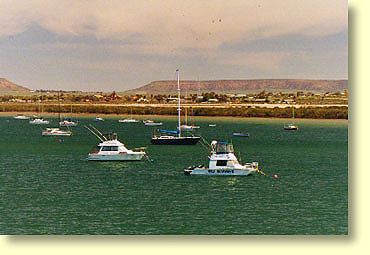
0, 103, 348, 119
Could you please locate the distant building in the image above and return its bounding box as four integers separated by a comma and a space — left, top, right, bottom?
137, 97, 149, 103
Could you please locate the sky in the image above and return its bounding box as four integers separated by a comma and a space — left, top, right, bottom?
0, 0, 348, 91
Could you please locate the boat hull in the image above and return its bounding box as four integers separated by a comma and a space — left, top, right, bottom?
87, 153, 145, 161
284, 127, 298, 131
42, 132, 72, 136
184, 168, 256, 176
233, 133, 250, 137
30, 121, 50, 125
151, 136, 200, 145
145, 123, 163, 126
60, 123, 77, 127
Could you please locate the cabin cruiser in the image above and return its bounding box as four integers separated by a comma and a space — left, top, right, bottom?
42, 127, 72, 136
59, 118, 78, 127
14, 114, 30, 120
29, 118, 49, 125
184, 141, 258, 176
143, 120, 163, 126
95, 116, 104, 121
88, 133, 146, 161
85, 125, 146, 161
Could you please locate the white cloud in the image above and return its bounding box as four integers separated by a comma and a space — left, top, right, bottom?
0, 0, 347, 51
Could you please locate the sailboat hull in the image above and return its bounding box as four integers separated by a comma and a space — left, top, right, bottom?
151, 136, 200, 145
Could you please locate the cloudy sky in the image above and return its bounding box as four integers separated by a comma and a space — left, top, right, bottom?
0, 0, 347, 91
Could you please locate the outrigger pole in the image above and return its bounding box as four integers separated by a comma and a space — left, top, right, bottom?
88, 124, 107, 141
84, 125, 105, 142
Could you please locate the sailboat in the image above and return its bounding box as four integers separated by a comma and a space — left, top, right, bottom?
60, 104, 78, 127
284, 106, 298, 131
179, 107, 200, 131
29, 101, 49, 124
118, 107, 139, 123
42, 92, 72, 136
151, 69, 200, 145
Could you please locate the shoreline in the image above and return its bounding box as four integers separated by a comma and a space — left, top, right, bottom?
0, 103, 348, 119
0, 112, 349, 123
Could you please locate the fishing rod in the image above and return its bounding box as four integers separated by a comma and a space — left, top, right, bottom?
84, 125, 104, 142
89, 124, 107, 141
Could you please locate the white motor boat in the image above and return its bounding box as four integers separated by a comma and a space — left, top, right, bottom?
118, 118, 139, 123
59, 119, 78, 127
184, 141, 258, 176
29, 118, 49, 125
14, 114, 30, 120
42, 128, 72, 136
143, 120, 163, 126
179, 124, 200, 131
95, 116, 104, 122
283, 124, 298, 131
87, 133, 146, 161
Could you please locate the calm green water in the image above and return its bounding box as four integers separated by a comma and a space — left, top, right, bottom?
0, 115, 348, 234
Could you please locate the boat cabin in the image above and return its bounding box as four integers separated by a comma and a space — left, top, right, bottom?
209, 141, 241, 169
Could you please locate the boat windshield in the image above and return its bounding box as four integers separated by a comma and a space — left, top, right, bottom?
214, 142, 234, 154
101, 146, 119, 151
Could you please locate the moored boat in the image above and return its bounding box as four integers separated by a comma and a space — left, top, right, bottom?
184, 141, 258, 176
284, 124, 298, 131
233, 132, 250, 137
29, 118, 49, 125
87, 132, 146, 161
118, 118, 139, 123
179, 124, 200, 131
59, 118, 78, 127
14, 114, 30, 120
42, 128, 72, 136
143, 120, 163, 126
119, 108, 139, 123
150, 69, 200, 145
284, 106, 298, 131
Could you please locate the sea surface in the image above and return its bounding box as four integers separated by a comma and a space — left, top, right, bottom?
0, 115, 348, 234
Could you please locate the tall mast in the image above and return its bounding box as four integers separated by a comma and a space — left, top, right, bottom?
58, 91, 61, 124
176, 69, 181, 137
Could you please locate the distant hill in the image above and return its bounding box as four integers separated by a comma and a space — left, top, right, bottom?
0, 78, 30, 92
125, 79, 348, 94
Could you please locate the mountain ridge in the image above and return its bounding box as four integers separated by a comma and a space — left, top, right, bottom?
125, 79, 348, 94
0, 78, 30, 92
